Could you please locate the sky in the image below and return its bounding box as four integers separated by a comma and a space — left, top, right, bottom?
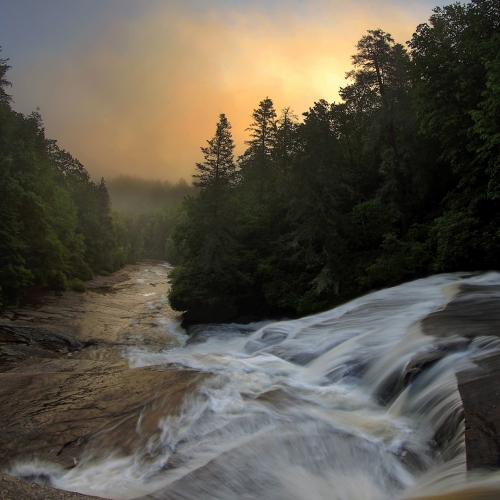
1, 0, 445, 182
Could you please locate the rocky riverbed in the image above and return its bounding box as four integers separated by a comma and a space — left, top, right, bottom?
2, 266, 500, 499
0, 262, 203, 499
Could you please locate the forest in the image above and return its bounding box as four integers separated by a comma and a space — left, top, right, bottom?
167, 0, 500, 316
0, 70, 129, 306
1, 0, 499, 317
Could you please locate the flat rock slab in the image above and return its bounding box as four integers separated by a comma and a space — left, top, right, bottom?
408, 489, 500, 500
0, 262, 198, 499
0, 472, 102, 500
0, 364, 203, 469
421, 282, 500, 339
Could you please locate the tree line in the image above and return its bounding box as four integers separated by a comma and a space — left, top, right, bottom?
168, 0, 500, 316
0, 52, 195, 307
0, 52, 130, 307
1, 0, 498, 316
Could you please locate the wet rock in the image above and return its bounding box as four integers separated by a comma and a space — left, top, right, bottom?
0, 472, 101, 500
408, 490, 500, 499
417, 280, 500, 470
85, 270, 130, 290
421, 283, 500, 339
457, 352, 500, 470
244, 327, 288, 354
376, 338, 470, 405
247, 387, 301, 411
0, 325, 83, 372
0, 359, 204, 470
0, 262, 198, 499
0, 325, 81, 350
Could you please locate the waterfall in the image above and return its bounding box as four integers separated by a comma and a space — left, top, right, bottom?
9, 271, 500, 499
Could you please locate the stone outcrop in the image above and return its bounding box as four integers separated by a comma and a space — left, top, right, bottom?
0, 471, 102, 500
457, 353, 500, 470
0, 262, 205, 498
420, 279, 500, 471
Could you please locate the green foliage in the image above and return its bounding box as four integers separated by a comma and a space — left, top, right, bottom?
194, 114, 236, 193
69, 278, 87, 292
407, 0, 500, 277
360, 228, 432, 289
0, 49, 12, 105
106, 169, 191, 266
168, 3, 500, 318
351, 200, 398, 245
46, 269, 68, 291
470, 50, 500, 200
4, 2, 500, 318
0, 51, 130, 307
239, 97, 278, 202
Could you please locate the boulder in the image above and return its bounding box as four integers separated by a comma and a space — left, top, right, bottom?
457, 352, 500, 470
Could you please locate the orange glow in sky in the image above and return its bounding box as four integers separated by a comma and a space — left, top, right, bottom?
6, 0, 438, 182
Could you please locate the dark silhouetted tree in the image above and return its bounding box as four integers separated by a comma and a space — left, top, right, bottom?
193, 113, 236, 216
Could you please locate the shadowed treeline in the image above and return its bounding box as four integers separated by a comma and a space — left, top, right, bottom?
167, 0, 500, 318
1, 0, 499, 317
0, 51, 130, 307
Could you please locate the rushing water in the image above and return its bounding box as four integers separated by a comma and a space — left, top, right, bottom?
9, 270, 500, 499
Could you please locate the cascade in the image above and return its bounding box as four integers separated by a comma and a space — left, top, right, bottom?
9, 271, 500, 499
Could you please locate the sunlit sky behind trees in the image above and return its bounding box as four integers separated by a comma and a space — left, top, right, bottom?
2, 0, 445, 182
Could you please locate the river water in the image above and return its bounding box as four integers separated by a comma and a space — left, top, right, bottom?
9, 267, 500, 499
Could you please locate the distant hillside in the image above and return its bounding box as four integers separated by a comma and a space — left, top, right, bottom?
107, 175, 197, 214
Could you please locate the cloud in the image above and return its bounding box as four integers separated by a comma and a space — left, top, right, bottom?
9, 0, 434, 182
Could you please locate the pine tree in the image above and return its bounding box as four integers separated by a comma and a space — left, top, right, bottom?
193, 113, 236, 215
342, 30, 413, 234
0, 48, 12, 105
274, 107, 299, 175
240, 97, 277, 201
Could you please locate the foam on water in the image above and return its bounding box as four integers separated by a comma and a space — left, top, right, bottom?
9, 272, 500, 499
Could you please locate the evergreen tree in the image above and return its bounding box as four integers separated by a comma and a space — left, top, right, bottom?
240, 97, 277, 201
193, 113, 236, 215
344, 29, 414, 234
166, 2, 500, 318
0, 50, 132, 306
168, 113, 247, 310
274, 107, 299, 175
409, 0, 500, 272
0, 50, 12, 105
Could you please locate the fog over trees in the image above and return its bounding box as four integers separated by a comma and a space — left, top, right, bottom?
1, 0, 499, 316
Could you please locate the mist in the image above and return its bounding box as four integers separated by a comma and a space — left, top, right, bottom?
107, 175, 196, 215
5, 0, 439, 182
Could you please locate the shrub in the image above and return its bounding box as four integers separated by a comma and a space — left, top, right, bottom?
46, 270, 68, 291
69, 278, 87, 292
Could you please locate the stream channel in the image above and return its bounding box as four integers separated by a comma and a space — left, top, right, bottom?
3, 262, 500, 499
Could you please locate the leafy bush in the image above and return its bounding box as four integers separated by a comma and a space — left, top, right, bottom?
46, 270, 68, 291
69, 278, 87, 292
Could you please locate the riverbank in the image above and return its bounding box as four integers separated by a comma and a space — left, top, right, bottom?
2, 267, 500, 499
0, 471, 102, 499
0, 262, 204, 498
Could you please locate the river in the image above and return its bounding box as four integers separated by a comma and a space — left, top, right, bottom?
4, 263, 500, 499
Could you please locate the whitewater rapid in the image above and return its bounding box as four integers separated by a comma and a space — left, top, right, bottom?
10, 271, 500, 499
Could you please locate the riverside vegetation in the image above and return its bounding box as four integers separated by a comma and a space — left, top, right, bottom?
0, 61, 128, 307
1, 0, 500, 319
